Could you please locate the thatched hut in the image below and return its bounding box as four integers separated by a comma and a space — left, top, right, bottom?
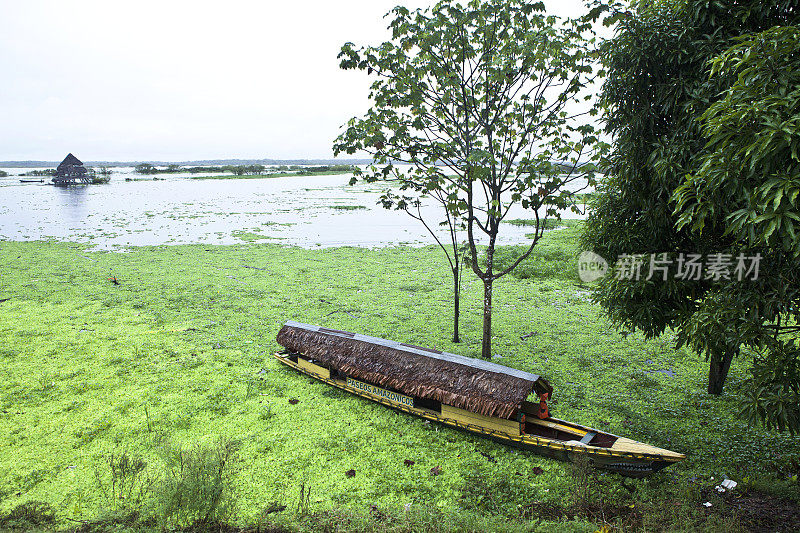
53, 153, 89, 185
276, 321, 551, 420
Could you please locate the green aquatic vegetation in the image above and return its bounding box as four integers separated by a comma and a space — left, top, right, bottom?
329, 205, 368, 211
231, 231, 270, 242
190, 174, 285, 180
505, 218, 582, 229
481, 223, 583, 282
0, 235, 798, 530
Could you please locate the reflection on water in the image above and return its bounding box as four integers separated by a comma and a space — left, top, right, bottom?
0, 169, 584, 249
54, 184, 90, 225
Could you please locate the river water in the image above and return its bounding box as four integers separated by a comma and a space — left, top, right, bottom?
0, 167, 585, 249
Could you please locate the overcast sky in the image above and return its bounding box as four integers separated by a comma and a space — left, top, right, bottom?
1, 0, 593, 162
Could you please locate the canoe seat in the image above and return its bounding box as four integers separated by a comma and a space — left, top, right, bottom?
580, 431, 597, 445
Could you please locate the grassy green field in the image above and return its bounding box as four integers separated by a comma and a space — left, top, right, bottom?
0, 224, 798, 531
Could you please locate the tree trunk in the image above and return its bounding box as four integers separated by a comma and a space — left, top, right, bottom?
481, 279, 493, 359
452, 269, 460, 343
708, 349, 734, 395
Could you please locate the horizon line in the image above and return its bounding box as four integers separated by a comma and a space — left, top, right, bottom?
0, 157, 376, 168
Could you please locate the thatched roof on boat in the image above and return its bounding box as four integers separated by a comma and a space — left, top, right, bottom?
276, 321, 552, 419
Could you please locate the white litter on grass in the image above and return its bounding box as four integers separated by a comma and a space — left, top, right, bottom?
703, 502, 712, 508
715, 479, 738, 493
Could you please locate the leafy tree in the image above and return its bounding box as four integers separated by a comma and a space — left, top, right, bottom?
22, 169, 55, 177
674, 24, 800, 432
583, 0, 800, 431
334, 0, 599, 357
0, 170, 7, 178
675, 25, 800, 256
135, 163, 156, 175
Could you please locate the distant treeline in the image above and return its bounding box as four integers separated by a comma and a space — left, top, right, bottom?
16, 167, 112, 178
135, 163, 357, 176
0, 170, 7, 178
20, 169, 56, 177
136, 164, 192, 174
296, 165, 355, 174
135, 163, 273, 175
0, 158, 374, 168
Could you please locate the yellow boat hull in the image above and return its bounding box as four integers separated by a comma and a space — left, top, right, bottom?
273, 352, 685, 478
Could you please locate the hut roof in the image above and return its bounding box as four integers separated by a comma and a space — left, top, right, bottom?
57, 153, 83, 169
276, 321, 552, 419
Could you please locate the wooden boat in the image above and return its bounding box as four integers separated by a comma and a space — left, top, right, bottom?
274, 321, 685, 478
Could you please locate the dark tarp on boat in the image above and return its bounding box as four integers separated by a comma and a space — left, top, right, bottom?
276, 321, 552, 419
